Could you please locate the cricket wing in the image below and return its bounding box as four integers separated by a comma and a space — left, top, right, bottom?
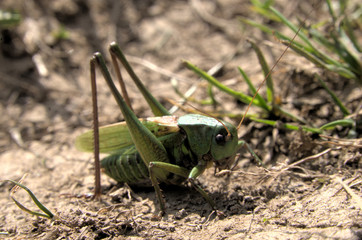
75, 116, 179, 154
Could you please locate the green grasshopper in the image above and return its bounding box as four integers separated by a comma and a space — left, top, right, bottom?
76, 27, 300, 214
75, 44, 241, 215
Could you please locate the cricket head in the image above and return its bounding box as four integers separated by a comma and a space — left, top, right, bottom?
210, 121, 238, 170
178, 114, 238, 170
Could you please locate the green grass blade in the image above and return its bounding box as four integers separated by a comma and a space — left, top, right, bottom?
329, 29, 360, 75
310, 26, 360, 76
243, 6, 342, 71
319, 119, 355, 130
269, 6, 350, 69
3, 179, 54, 219
282, 40, 356, 79
207, 84, 218, 106
250, 117, 322, 134
342, 15, 361, 52
316, 75, 350, 116
337, 29, 362, 79
245, 0, 361, 82
309, 28, 335, 52
269, 6, 312, 48
248, 40, 274, 103
184, 60, 263, 107
281, 40, 327, 67
237, 67, 269, 111
239, 17, 309, 51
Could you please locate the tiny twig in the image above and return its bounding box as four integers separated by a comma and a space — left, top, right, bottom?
319, 135, 362, 149
270, 148, 332, 180
280, 148, 332, 173
215, 169, 260, 177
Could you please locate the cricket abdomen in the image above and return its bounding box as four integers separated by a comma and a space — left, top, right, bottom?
100, 132, 200, 186
101, 150, 149, 184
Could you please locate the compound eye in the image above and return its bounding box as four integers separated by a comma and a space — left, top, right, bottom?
215, 133, 226, 145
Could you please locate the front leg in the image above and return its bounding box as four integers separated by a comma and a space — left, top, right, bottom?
149, 161, 216, 212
